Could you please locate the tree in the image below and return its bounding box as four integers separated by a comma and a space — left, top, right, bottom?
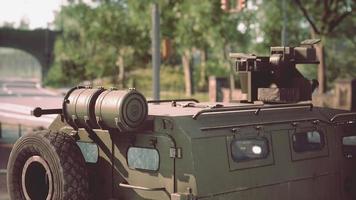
88, 1, 138, 87
47, 3, 96, 86
174, 0, 248, 95
293, 0, 354, 93
174, 0, 211, 95
48, 1, 146, 87
2, 21, 15, 28
324, 13, 356, 82
19, 17, 30, 30
47, 0, 355, 97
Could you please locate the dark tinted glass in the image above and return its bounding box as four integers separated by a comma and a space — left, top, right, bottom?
342, 135, 356, 159
231, 138, 269, 162
343, 136, 356, 146
292, 131, 324, 152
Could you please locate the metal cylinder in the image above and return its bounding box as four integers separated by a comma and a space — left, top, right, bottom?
63, 87, 105, 128
95, 89, 148, 132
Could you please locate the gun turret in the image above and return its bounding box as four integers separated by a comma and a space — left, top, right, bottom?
230, 39, 320, 103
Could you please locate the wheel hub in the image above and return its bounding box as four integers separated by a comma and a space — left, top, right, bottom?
21, 155, 53, 200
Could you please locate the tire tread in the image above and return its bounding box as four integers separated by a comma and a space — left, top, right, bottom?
7, 130, 89, 200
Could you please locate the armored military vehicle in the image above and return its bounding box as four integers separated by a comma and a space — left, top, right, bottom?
7, 40, 356, 200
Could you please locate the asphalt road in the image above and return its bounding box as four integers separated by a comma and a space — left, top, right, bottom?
0, 78, 62, 127
0, 78, 63, 199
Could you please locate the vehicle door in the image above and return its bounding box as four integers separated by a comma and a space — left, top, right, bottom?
338, 122, 356, 200
112, 132, 175, 200
287, 124, 337, 200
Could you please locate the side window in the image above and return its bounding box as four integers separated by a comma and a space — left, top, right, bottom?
127, 147, 159, 171
226, 133, 274, 171
343, 136, 356, 146
289, 128, 329, 161
342, 135, 356, 159
76, 142, 99, 163
231, 138, 269, 162
292, 130, 325, 152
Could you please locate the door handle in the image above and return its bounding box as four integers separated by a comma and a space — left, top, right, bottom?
119, 182, 165, 191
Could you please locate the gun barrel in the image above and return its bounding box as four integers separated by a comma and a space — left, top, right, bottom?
32, 107, 62, 117
229, 53, 256, 59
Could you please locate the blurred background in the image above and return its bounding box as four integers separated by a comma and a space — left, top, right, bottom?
0, 0, 354, 199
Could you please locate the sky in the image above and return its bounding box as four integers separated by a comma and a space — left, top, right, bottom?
0, 0, 66, 29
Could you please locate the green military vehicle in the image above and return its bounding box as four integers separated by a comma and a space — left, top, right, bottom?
6, 40, 356, 200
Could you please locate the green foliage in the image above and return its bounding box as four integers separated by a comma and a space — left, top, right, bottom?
325, 9, 356, 84
46, 1, 149, 87
46, 3, 95, 85
256, 0, 309, 49
291, 0, 354, 91
293, 0, 354, 35
47, 0, 355, 95
128, 65, 184, 92
326, 36, 356, 83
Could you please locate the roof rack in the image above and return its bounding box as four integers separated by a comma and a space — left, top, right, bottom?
147, 98, 199, 104
330, 112, 356, 123
200, 117, 328, 132
192, 103, 313, 120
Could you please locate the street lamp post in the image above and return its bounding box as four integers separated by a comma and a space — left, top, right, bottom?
152, 3, 160, 101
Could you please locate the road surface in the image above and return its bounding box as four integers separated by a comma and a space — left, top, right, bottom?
0, 78, 63, 199
0, 78, 62, 127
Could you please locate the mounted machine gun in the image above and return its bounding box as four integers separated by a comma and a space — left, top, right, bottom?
230, 39, 321, 103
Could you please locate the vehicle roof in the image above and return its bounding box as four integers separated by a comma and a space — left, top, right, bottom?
147, 101, 347, 124
148, 102, 254, 117
147, 101, 338, 116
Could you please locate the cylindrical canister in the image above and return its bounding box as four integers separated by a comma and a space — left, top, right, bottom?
95, 89, 148, 132
63, 87, 105, 128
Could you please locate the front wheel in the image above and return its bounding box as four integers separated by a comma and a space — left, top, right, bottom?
7, 130, 89, 200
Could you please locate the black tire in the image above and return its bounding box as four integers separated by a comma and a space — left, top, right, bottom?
7, 130, 89, 200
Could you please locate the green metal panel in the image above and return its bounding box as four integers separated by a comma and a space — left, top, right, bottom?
49, 103, 355, 200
